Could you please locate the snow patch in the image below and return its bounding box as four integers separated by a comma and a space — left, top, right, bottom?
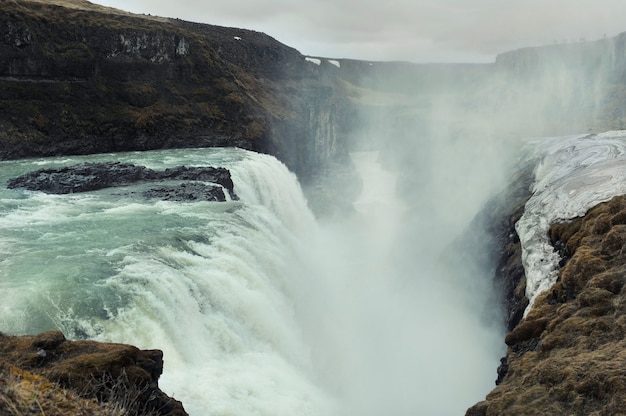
517, 131, 626, 314
305, 57, 321, 65
234, 36, 241, 41
328, 60, 340, 68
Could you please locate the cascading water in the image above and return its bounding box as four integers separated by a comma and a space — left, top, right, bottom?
0, 146, 504, 415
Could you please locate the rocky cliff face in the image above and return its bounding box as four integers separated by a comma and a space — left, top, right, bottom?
0, 330, 186, 415
491, 33, 626, 134
0, 0, 353, 181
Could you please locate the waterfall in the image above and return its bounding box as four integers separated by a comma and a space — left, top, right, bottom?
0, 146, 505, 415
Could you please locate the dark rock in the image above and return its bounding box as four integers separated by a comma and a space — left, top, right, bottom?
7, 162, 150, 193
453, 160, 535, 334
142, 182, 227, 202
495, 356, 508, 385
158, 166, 235, 192
7, 161, 238, 200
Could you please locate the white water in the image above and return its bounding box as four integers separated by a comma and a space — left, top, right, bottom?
516, 131, 626, 314
0, 147, 503, 415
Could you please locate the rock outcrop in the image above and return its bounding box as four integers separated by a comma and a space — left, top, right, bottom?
467, 195, 626, 415
7, 162, 237, 201
0, 330, 187, 415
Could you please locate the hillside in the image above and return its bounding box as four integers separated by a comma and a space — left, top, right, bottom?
467, 193, 626, 415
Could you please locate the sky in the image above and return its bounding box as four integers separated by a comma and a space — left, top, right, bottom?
93, 0, 626, 63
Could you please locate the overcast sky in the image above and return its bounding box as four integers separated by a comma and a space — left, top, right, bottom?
93, 0, 626, 63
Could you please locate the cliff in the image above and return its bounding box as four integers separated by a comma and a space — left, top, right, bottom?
492, 33, 626, 134
0, 0, 354, 181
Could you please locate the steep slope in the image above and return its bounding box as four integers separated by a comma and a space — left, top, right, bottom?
467, 132, 626, 415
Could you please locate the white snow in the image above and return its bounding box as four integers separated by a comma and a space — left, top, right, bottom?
305, 57, 321, 65
234, 36, 241, 41
517, 131, 626, 314
328, 60, 340, 68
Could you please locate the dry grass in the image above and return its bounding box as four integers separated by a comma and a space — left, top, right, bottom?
15, 0, 169, 22
0, 362, 167, 416
0, 362, 121, 416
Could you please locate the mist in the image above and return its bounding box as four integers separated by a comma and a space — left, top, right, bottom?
288, 35, 624, 414
292, 143, 509, 414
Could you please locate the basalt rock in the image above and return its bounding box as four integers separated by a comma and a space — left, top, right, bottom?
7, 161, 238, 201
141, 182, 228, 202
0, 330, 187, 415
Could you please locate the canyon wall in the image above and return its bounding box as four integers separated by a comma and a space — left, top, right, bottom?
0, 0, 353, 181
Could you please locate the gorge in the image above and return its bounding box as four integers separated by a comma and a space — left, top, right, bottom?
3, 1, 626, 415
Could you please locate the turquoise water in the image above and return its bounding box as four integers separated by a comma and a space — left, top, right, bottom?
0, 149, 253, 337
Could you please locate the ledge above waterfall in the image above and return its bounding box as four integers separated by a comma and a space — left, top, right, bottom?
7, 161, 238, 202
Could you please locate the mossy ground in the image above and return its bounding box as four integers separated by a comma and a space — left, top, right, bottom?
469, 195, 626, 416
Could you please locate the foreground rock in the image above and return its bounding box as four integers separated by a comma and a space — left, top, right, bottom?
7, 161, 238, 201
468, 194, 626, 415
0, 0, 354, 181
0, 330, 187, 415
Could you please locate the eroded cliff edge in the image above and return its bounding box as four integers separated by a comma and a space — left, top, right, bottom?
468, 193, 626, 415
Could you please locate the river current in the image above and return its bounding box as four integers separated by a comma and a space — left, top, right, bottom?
0, 147, 504, 415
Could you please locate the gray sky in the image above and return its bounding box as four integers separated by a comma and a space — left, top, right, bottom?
93, 0, 626, 63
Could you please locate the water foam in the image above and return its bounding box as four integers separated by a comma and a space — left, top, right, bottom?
0, 147, 504, 415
